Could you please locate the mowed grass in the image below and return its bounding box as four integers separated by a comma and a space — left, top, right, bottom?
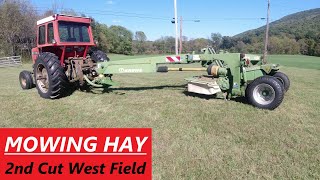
268, 55, 320, 70
0, 55, 320, 179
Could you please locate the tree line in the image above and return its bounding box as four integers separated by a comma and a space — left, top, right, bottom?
1, 0, 319, 58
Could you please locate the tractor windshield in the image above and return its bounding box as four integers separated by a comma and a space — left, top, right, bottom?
58, 21, 90, 42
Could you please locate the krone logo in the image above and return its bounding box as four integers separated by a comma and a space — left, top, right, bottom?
119, 68, 143, 73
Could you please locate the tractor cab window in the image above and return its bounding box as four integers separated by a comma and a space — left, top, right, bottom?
38, 25, 45, 45
47, 23, 54, 43
58, 21, 90, 42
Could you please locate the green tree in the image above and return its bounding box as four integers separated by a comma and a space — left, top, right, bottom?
305, 39, 316, 56
0, 0, 38, 56
220, 36, 234, 49
153, 37, 165, 54
235, 41, 247, 53
210, 33, 222, 51
189, 38, 209, 53
108, 26, 133, 55
314, 43, 320, 57
298, 39, 308, 55
134, 31, 147, 54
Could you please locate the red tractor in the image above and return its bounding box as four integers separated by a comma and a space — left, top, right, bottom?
19, 14, 109, 99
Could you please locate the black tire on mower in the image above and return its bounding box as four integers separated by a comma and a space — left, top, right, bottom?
19, 71, 34, 90
246, 76, 284, 110
33, 52, 68, 99
273, 72, 290, 92
90, 50, 109, 62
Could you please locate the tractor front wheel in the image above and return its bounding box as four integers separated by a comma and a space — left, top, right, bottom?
19, 70, 34, 90
246, 76, 284, 110
34, 52, 68, 99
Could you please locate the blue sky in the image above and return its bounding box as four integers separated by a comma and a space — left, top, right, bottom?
31, 0, 319, 40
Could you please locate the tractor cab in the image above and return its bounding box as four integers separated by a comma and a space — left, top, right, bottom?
32, 14, 95, 64
21, 14, 108, 99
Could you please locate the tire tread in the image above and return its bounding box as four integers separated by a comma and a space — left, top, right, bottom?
246, 76, 284, 110
34, 52, 68, 99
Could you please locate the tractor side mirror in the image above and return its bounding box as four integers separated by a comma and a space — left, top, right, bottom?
52, 39, 57, 44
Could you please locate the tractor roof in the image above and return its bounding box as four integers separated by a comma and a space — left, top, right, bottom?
37, 14, 91, 26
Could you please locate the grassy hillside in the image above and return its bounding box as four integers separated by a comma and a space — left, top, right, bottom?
0, 54, 319, 179
236, 8, 320, 39
231, 8, 320, 56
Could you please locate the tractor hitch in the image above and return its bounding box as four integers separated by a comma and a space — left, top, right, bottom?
83, 74, 117, 88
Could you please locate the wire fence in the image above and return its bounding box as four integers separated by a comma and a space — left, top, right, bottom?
0, 56, 22, 68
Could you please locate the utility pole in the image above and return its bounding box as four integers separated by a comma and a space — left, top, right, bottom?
174, 0, 178, 55
263, 0, 270, 64
179, 16, 183, 54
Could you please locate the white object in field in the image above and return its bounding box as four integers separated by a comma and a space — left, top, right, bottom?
187, 78, 221, 95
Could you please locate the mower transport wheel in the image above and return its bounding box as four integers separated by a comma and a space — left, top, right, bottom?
91, 50, 109, 62
273, 72, 290, 92
34, 52, 68, 99
19, 70, 34, 90
246, 76, 284, 110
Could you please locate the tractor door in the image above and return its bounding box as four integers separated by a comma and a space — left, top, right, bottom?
32, 25, 46, 62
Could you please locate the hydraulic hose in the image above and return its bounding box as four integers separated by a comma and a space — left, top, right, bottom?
83, 75, 104, 88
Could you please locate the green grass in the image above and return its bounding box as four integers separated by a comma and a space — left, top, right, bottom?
268, 55, 320, 70
0, 55, 320, 179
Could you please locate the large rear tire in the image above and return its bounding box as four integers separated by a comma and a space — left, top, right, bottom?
19, 70, 34, 90
273, 72, 290, 92
33, 52, 68, 99
246, 76, 284, 110
90, 50, 109, 62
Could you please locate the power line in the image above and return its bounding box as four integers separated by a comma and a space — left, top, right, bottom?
33, 7, 171, 21
33, 7, 263, 22
34, 6, 166, 17
32, 6, 266, 22
33, 6, 172, 19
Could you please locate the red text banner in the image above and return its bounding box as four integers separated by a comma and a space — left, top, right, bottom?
0, 128, 152, 180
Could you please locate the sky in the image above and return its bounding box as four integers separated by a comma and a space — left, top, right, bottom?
30, 0, 319, 41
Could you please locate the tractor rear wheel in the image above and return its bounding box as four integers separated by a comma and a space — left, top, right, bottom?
246, 76, 284, 110
19, 70, 34, 90
90, 50, 109, 62
273, 72, 290, 92
34, 52, 68, 99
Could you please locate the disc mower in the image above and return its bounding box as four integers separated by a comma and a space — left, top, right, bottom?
19, 14, 290, 110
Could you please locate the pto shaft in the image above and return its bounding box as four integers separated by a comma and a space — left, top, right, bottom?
157, 66, 206, 72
